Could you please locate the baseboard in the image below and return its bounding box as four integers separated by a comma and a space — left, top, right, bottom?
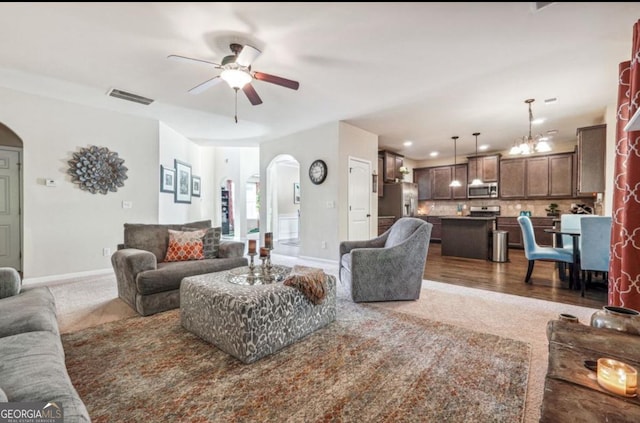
23, 268, 114, 286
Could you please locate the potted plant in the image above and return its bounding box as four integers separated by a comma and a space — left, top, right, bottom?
546, 203, 560, 217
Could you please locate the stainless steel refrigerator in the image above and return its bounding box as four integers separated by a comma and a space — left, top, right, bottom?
378, 182, 418, 217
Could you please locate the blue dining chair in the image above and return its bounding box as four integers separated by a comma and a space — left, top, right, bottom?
517, 216, 575, 284
579, 216, 612, 286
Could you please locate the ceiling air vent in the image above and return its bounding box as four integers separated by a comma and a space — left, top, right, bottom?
107, 88, 154, 105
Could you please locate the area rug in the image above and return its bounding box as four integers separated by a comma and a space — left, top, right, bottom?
62, 299, 531, 423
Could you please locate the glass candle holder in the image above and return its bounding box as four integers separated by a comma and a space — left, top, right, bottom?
597, 358, 638, 397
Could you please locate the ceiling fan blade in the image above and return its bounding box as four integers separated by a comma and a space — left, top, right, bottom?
188, 76, 223, 94
242, 84, 263, 105
253, 72, 300, 90
235, 45, 261, 67
167, 54, 221, 67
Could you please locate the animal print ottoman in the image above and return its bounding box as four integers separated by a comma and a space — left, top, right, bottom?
180, 266, 336, 363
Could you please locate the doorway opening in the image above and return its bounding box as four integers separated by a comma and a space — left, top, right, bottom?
220, 178, 235, 238
0, 122, 23, 274
266, 154, 300, 257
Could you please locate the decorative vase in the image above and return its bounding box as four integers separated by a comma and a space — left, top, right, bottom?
590, 306, 640, 336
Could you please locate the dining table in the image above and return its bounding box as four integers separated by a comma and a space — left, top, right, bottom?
544, 228, 584, 297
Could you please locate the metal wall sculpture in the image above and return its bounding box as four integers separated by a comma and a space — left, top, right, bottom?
68, 145, 128, 194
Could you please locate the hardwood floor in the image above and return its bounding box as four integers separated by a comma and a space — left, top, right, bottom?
424, 242, 607, 309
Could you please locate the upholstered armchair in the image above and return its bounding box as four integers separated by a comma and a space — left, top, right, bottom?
339, 217, 432, 302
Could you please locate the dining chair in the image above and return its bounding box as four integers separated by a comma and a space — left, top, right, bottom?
579, 216, 612, 286
517, 216, 574, 284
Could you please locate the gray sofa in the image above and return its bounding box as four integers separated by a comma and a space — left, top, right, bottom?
339, 217, 432, 302
112, 220, 248, 316
0, 286, 90, 422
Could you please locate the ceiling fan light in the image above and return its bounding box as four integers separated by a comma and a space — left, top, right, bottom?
221, 69, 252, 89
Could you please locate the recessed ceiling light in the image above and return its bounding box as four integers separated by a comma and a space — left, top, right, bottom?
403, 141, 413, 147
430, 152, 438, 157
531, 118, 545, 125
544, 97, 558, 105
479, 145, 489, 151
546, 129, 559, 135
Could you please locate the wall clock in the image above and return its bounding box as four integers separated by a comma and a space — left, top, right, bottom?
309, 159, 327, 185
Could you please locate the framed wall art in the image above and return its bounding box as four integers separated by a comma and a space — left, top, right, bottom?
174, 159, 192, 204
160, 165, 175, 193
192, 175, 201, 197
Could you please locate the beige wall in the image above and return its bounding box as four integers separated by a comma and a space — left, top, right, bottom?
0, 87, 159, 280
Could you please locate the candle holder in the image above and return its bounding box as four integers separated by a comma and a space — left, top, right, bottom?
247, 252, 257, 275
259, 248, 274, 283
597, 358, 638, 397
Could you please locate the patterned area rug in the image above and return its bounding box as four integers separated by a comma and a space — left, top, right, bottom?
62, 299, 531, 422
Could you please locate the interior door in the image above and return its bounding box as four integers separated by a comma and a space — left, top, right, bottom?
348, 157, 371, 241
0, 149, 21, 270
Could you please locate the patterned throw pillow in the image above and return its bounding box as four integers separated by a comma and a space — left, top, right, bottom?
283, 265, 328, 305
164, 229, 206, 262
182, 227, 221, 258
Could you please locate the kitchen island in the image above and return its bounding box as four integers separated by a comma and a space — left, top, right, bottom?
440, 216, 496, 260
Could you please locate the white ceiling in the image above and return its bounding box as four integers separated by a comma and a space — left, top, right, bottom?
0, 2, 638, 161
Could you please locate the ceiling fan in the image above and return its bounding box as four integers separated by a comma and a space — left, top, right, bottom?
168, 43, 300, 122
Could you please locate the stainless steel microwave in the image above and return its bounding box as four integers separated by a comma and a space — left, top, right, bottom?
467, 182, 498, 199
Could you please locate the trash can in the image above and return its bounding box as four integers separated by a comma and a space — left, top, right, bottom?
492, 230, 509, 263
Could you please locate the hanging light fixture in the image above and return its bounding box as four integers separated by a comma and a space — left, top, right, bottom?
449, 136, 461, 187
510, 99, 552, 155
470, 132, 483, 186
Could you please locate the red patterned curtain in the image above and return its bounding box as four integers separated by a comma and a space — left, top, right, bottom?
610, 19, 640, 309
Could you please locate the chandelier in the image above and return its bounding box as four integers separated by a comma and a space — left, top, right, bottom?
510, 99, 552, 155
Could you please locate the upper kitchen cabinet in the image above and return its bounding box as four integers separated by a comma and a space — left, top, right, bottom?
452, 164, 468, 199
467, 154, 500, 183
432, 166, 453, 200
377, 156, 384, 197
576, 124, 606, 195
499, 153, 574, 199
414, 167, 432, 200
381, 150, 404, 183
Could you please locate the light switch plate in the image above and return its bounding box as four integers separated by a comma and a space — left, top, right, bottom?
45, 179, 56, 187
122, 201, 132, 209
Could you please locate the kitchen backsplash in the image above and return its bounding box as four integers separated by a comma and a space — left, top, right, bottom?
417, 198, 598, 217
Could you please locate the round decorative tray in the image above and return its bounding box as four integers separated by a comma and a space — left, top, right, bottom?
227, 264, 291, 285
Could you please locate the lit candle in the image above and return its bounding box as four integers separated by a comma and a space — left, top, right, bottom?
260, 247, 269, 258
248, 240, 256, 254
597, 358, 638, 397
264, 232, 273, 249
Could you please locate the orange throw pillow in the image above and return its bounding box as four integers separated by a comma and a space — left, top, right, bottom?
164, 229, 205, 262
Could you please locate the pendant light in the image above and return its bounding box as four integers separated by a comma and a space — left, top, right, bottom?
449, 136, 461, 187
470, 132, 483, 186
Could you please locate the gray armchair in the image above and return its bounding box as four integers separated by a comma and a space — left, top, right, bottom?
339, 217, 432, 302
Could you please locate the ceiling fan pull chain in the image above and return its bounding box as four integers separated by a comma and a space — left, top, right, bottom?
234, 88, 239, 123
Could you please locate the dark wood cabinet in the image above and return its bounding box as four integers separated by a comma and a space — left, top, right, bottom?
378, 216, 395, 235
468, 154, 500, 183
414, 167, 432, 200
381, 150, 404, 183
417, 216, 441, 242
577, 124, 606, 195
500, 153, 576, 199
499, 158, 526, 198
432, 166, 453, 200
526, 156, 550, 198
452, 164, 468, 199
549, 153, 574, 197
496, 216, 554, 248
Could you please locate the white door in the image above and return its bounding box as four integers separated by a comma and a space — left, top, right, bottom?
348, 157, 371, 240
0, 149, 21, 270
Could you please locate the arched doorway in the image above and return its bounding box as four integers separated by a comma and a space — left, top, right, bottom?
0, 122, 23, 272
266, 155, 300, 256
